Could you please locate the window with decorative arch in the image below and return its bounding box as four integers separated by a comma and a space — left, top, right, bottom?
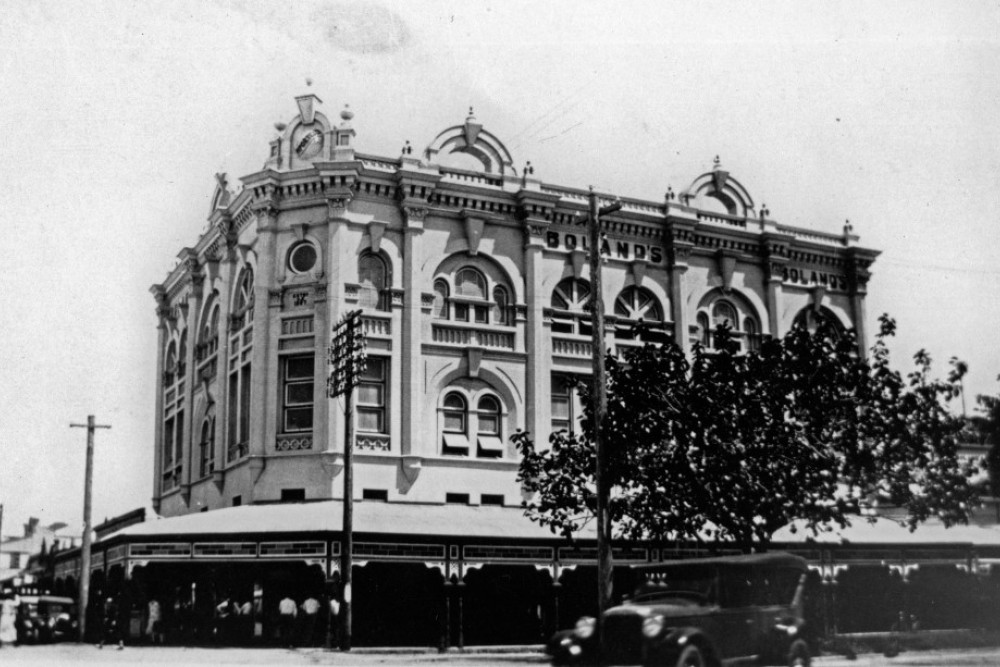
433, 265, 513, 326
550, 277, 592, 336
695, 292, 762, 353
196, 294, 221, 377
792, 306, 845, 342
198, 412, 216, 478
227, 265, 254, 463
161, 335, 185, 492
358, 251, 391, 311
439, 389, 506, 458
614, 286, 671, 343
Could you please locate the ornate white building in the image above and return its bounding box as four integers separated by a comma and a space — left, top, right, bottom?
74, 92, 1000, 649
149, 93, 878, 518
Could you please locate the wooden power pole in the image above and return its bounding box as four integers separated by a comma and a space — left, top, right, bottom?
70, 414, 111, 643
328, 310, 366, 651
586, 187, 621, 641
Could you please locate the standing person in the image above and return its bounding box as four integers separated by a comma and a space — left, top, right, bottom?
277, 595, 297, 648
146, 598, 163, 645
0, 595, 17, 648
98, 597, 123, 650
327, 596, 340, 648
299, 596, 320, 646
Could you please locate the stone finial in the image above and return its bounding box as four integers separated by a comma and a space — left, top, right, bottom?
844, 219, 854, 234
665, 186, 675, 202
402, 140, 413, 156
340, 104, 354, 125
760, 203, 770, 219
466, 106, 476, 122
274, 122, 287, 133
524, 160, 534, 176
713, 155, 722, 170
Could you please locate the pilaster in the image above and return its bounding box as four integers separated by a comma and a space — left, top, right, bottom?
214, 220, 237, 478
248, 201, 279, 498
150, 284, 170, 512
400, 204, 427, 457
762, 235, 790, 339
179, 251, 204, 504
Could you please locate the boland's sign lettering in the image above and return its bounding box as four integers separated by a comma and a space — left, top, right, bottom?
546, 231, 664, 264
782, 266, 849, 291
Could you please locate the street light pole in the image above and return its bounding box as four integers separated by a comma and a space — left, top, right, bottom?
586, 187, 621, 641
70, 415, 111, 643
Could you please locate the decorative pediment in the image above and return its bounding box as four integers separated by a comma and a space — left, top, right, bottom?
423, 107, 516, 176
682, 156, 756, 218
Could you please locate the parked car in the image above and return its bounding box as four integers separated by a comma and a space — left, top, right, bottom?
16, 595, 77, 643
550, 552, 812, 666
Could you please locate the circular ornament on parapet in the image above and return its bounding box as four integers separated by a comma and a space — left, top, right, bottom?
288, 242, 318, 274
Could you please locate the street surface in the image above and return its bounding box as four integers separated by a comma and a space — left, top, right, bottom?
2, 645, 1000, 666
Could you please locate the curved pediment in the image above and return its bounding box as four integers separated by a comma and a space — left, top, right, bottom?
424, 108, 516, 177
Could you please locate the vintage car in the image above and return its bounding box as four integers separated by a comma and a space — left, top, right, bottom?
550, 552, 813, 666
16, 595, 78, 643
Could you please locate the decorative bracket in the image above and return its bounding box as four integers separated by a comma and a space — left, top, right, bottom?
570, 248, 587, 279
463, 212, 485, 256
367, 220, 389, 253
467, 348, 482, 378
716, 251, 736, 292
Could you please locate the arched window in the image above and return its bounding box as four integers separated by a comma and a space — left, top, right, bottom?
492, 286, 511, 326
697, 312, 711, 347
443, 392, 466, 433
442, 392, 469, 456
358, 252, 390, 311
433, 279, 450, 319
177, 331, 188, 379
476, 395, 504, 458
697, 293, 761, 353
455, 267, 486, 298
551, 278, 592, 336
712, 300, 738, 328
235, 267, 254, 314
228, 265, 254, 462
614, 286, 669, 342
793, 307, 845, 342
199, 416, 215, 478
436, 265, 513, 325
164, 342, 177, 385
743, 317, 760, 352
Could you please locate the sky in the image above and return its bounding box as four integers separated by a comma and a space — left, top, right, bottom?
1, 0, 999, 536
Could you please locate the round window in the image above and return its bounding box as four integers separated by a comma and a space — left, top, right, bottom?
289, 243, 318, 273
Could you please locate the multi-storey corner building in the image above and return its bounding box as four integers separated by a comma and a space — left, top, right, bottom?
59, 93, 1000, 647
149, 93, 878, 517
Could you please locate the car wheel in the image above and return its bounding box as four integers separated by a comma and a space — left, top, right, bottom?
787, 638, 811, 667
675, 644, 706, 667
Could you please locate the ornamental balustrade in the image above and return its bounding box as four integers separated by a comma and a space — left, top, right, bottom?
431, 321, 515, 350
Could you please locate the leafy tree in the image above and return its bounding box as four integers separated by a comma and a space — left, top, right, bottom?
514, 315, 979, 553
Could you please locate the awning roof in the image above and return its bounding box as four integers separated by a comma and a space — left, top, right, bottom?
772, 516, 1000, 546
105, 500, 594, 542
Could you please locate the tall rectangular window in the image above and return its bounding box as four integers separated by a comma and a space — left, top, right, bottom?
282, 354, 314, 432
551, 374, 585, 434
164, 417, 175, 468
227, 372, 239, 448
357, 357, 387, 433
239, 364, 252, 442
